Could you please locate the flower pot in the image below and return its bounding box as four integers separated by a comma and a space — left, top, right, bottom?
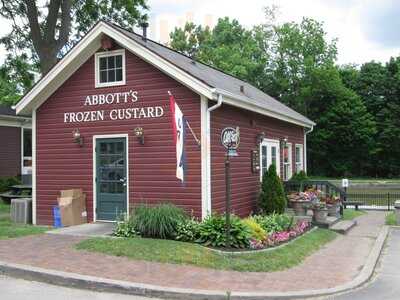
313, 208, 328, 223
327, 203, 338, 217
291, 201, 307, 216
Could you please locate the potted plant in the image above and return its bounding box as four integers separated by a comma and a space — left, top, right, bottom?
288, 192, 310, 216
311, 202, 328, 223
322, 195, 340, 217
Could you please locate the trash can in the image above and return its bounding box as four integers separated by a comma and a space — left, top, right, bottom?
53, 206, 63, 228
394, 201, 400, 225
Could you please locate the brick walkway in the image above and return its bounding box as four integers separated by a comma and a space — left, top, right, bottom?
0, 211, 385, 293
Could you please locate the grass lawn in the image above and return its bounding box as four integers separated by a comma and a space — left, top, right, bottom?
386, 212, 397, 226
76, 228, 337, 272
0, 200, 49, 239
342, 209, 366, 221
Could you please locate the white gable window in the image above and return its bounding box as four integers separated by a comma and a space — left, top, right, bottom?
95, 49, 126, 88
295, 144, 304, 173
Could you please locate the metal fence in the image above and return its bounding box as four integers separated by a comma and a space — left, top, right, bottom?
345, 192, 400, 210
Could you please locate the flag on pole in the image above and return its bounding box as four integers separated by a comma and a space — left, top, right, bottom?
169, 92, 186, 182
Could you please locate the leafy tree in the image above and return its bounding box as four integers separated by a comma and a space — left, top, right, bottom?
170, 17, 269, 89
259, 164, 286, 214
0, 0, 148, 74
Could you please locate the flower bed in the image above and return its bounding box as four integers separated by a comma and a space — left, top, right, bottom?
114, 204, 312, 252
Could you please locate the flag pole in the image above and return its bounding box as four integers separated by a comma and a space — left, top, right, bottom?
168, 91, 201, 147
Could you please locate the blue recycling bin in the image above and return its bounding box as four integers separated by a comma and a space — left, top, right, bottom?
53, 206, 63, 228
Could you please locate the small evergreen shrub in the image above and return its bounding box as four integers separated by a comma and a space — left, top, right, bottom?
175, 218, 201, 242
196, 214, 251, 249
253, 213, 294, 233
133, 203, 187, 239
242, 218, 266, 241
259, 164, 287, 214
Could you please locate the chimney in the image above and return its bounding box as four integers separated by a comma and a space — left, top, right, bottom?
140, 22, 149, 42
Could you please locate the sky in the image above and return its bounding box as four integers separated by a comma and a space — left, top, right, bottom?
146, 0, 400, 65
0, 0, 399, 66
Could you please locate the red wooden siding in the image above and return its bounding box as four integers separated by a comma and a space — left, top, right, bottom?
36, 46, 201, 225
210, 104, 304, 217
0, 126, 21, 177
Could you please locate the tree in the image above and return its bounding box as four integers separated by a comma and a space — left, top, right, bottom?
258, 164, 286, 214
170, 17, 269, 89
0, 0, 148, 74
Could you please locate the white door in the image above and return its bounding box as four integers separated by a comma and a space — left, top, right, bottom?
260, 139, 280, 180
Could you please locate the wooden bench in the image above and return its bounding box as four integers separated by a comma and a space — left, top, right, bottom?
343, 201, 363, 210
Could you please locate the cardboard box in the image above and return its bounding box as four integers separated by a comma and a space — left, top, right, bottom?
58, 189, 87, 226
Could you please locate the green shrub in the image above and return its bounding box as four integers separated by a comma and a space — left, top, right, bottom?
290, 171, 308, 181
0, 177, 20, 193
175, 218, 201, 242
253, 213, 294, 233
242, 218, 266, 241
258, 164, 287, 214
114, 216, 138, 238
196, 214, 251, 249
133, 203, 187, 239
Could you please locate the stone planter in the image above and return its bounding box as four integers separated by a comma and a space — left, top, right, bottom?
327, 203, 339, 217
291, 201, 309, 216
313, 208, 328, 223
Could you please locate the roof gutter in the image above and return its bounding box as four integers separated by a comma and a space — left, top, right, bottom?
304, 125, 314, 174
212, 88, 315, 128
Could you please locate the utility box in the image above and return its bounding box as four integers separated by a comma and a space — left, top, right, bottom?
11, 198, 32, 224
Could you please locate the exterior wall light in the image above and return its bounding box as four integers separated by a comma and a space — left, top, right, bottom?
72, 129, 84, 146
256, 132, 266, 145
281, 137, 288, 148
134, 127, 144, 145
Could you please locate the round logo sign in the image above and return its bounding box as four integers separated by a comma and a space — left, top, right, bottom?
221, 127, 240, 149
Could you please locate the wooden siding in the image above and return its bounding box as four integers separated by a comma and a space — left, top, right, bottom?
210, 104, 304, 217
0, 126, 21, 177
36, 46, 201, 225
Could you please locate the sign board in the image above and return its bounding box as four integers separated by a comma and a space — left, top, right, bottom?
63, 90, 164, 123
251, 150, 260, 173
342, 178, 349, 188
221, 127, 240, 150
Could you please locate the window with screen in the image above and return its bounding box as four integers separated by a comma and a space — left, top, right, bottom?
295, 144, 304, 173
283, 143, 292, 181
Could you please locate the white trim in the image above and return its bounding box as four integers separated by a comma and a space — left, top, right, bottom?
0, 116, 31, 128
283, 142, 293, 181
304, 126, 313, 173
94, 49, 126, 88
259, 138, 281, 181
14, 21, 314, 129
32, 109, 37, 225
295, 143, 304, 174
21, 127, 33, 175
200, 96, 211, 219
92, 134, 129, 222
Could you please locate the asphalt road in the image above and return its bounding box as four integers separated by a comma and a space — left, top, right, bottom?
318, 226, 400, 300
0, 275, 158, 300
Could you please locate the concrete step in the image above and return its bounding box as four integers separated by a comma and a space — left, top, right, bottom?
330, 220, 357, 234
313, 216, 340, 228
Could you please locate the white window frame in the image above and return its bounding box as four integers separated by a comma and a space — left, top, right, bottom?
283, 142, 292, 181
95, 49, 126, 88
259, 139, 280, 181
295, 144, 304, 174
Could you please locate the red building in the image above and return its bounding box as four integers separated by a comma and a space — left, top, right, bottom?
0, 105, 32, 178
15, 21, 314, 225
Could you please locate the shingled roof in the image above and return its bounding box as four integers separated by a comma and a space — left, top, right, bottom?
108, 22, 314, 127
15, 21, 314, 127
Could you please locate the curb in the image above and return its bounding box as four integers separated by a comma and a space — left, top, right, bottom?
0, 226, 389, 300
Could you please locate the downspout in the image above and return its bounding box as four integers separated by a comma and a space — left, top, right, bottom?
204, 92, 223, 217
304, 125, 314, 174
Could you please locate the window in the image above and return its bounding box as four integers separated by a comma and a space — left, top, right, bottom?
295, 144, 304, 173
283, 143, 292, 181
95, 49, 126, 88
260, 139, 280, 180
22, 128, 32, 174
